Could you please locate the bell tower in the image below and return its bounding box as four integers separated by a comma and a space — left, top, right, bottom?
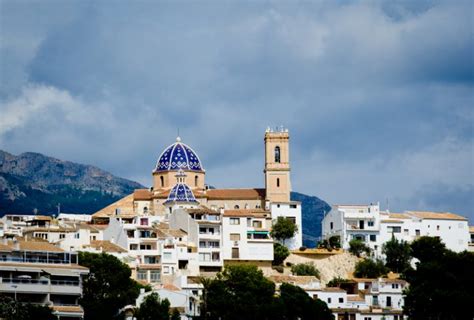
264, 126, 291, 203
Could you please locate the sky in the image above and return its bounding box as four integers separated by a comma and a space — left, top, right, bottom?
0, 0, 473, 221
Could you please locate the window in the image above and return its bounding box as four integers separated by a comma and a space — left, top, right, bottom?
287, 217, 296, 224
90, 235, 97, 241
327, 298, 331, 303
137, 271, 147, 281
368, 221, 374, 227
195, 175, 198, 187
234, 205, 240, 209
199, 253, 211, 261
437, 225, 440, 231
230, 218, 240, 225
252, 220, 262, 228
140, 244, 152, 250
150, 271, 160, 282
388, 226, 401, 233
163, 252, 172, 260
386, 296, 392, 307
143, 207, 148, 214
415, 229, 420, 236
130, 244, 138, 250
404, 229, 409, 235
276, 178, 280, 187
290, 204, 297, 209
370, 234, 376, 242
160, 176, 164, 187
59, 234, 65, 239
230, 233, 241, 241
392, 283, 399, 289
74, 233, 80, 239
199, 227, 207, 234
330, 222, 333, 230
140, 218, 148, 226
274, 146, 281, 163
338, 297, 343, 303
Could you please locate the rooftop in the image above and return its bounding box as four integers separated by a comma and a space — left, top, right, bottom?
88, 240, 127, 253
406, 211, 467, 221
223, 209, 270, 218
206, 188, 265, 200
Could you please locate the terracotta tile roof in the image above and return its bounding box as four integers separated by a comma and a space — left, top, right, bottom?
269, 275, 319, 285
165, 229, 187, 237
223, 209, 271, 218
380, 278, 407, 284
162, 283, 180, 291
187, 207, 220, 215
134, 189, 153, 200
7, 240, 65, 252
92, 194, 135, 218
321, 287, 346, 292
407, 211, 467, 221
23, 226, 77, 233
388, 213, 411, 219
206, 188, 265, 200
26, 215, 52, 221
89, 240, 127, 253
469, 226, 474, 233
380, 219, 403, 223
138, 264, 161, 270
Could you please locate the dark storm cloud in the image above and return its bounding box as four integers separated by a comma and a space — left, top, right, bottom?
0, 0, 473, 221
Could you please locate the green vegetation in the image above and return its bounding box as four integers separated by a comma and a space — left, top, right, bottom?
78, 252, 147, 320
403, 236, 474, 319
353, 258, 388, 278
200, 265, 333, 320
326, 277, 350, 287
273, 242, 290, 266
382, 235, 412, 273
328, 235, 341, 249
348, 239, 371, 257
271, 217, 298, 245
134, 292, 170, 320
0, 296, 56, 320
290, 263, 320, 278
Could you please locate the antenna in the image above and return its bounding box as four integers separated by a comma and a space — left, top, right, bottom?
386, 198, 390, 212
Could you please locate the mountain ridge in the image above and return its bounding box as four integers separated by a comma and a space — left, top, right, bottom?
0, 150, 329, 246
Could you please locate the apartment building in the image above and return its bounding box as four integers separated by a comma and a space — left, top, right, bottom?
322, 203, 470, 255
0, 238, 89, 319
222, 209, 273, 267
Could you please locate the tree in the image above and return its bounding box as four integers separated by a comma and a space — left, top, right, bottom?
78, 252, 145, 320
326, 277, 350, 288
328, 235, 341, 249
290, 263, 320, 278
348, 239, 370, 257
0, 296, 56, 320
273, 242, 290, 266
382, 235, 412, 273
170, 308, 181, 320
403, 237, 474, 319
410, 236, 447, 263
271, 217, 298, 245
200, 265, 276, 320
353, 259, 388, 278
135, 292, 170, 320
278, 283, 334, 320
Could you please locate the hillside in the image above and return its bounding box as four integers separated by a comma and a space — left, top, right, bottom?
0, 150, 144, 215
0, 150, 330, 245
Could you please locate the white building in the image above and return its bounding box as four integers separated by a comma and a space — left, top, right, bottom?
322, 203, 470, 255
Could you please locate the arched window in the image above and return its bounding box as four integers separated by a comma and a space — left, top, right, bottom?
274, 146, 281, 163
195, 175, 198, 187
277, 178, 280, 187
234, 205, 240, 209
160, 176, 164, 187
143, 207, 148, 214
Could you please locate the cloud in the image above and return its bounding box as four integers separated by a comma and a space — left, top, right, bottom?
0, 0, 472, 222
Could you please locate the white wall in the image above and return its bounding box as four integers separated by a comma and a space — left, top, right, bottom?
270, 202, 302, 249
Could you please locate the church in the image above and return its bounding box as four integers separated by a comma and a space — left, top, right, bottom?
92, 127, 302, 277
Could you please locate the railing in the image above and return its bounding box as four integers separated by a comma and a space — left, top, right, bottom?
1, 278, 80, 286
0, 257, 72, 264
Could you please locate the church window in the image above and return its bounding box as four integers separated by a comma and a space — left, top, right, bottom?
274, 146, 281, 163
277, 178, 280, 187
160, 176, 164, 187
234, 205, 240, 209
195, 175, 198, 187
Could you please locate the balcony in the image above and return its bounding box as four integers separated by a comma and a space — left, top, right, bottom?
0, 278, 82, 295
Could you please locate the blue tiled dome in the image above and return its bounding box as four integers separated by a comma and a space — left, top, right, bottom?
154, 137, 203, 172
164, 183, 198, 204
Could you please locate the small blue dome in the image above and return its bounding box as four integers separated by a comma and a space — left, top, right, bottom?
164, 183, 198, 204
154, 137, 203, 172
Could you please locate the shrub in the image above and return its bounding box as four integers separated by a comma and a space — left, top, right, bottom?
349, 239, 371, 257
285, 262, 293, 267
326, 277, 350, 287
273, 243, 290, 266
354, 259, 388, 278
328, 235, 341, 249
273, 265, 284, 273
299, 246, 307, 251
290, 263, 320, 278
